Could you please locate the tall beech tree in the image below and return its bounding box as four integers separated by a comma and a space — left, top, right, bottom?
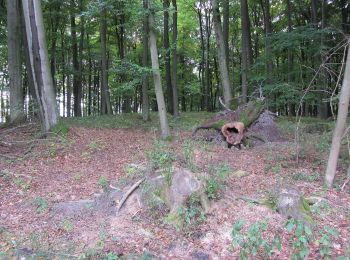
171, 0, 179, 117
325, 43, 350, 187
7, 0, 25, 124
163, 0, 173, 114
148, 0, 170, 138
22, 0, 57, 131
100, 5, 112, 115
212, 0, 232, 107
142, 0, 150, 121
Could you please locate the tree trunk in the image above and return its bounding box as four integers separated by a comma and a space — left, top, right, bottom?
79, 0, 85, 116
171, 0, 179, 117
222, 0, 229, 72
100, 7, 112, 115
212, 0, 232, 108
240, 0, 251, 104
260, 0, 273, 89
70, 0, 82, 117
22, 0, 58, 131
204, 5, 212, 111
142, 0, 150, 121
325, 44, 350, 187
163, 0, 173, 115
197, 2, 205, 110
7, 0, 25, 124
148, 0, 170, 138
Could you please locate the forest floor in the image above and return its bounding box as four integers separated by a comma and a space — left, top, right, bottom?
0, 113, 349, 259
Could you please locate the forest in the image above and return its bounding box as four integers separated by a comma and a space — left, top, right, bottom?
0, 0, 350, 259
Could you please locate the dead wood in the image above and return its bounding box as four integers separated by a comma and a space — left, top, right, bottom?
221, 122, 245, 147
192, 99, 265, 136
193, 99, 285, 147
117, 177, 146, 213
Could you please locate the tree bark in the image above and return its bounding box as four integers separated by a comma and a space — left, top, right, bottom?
79, 0, 84, 116
240, 0, 251, 104
7, 0, 25, 124
148, 0, 170, 138
204, 4, 212, 111
171, 0, 179, 117
212, 0, 232, 108
325, 43, 350, 187
100, 7, 112, 115
222, 0, 229, 71
22, 0, 58, 131
70, 0, 82, 117
142, 0, 150, 121
163, 0, 173, 114
260, 0, 273, 87
197, 2, 205, 110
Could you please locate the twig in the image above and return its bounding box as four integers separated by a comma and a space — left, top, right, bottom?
109, 184, 119, 190
117, 178, 145, 213
218, 96, 232, 111
341, 165, 350, 191
0, 154, 16, 160
235, 195, 262, 204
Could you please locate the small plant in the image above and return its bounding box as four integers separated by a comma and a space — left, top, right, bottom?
181, 195, 206, 231
316, 226, 339, 259
271, 164, 282, 174
147, 140, 175, 185
147, 140, 175, 168
51, 120, 69, 137
98, 176, 109, 193
33, 197, 49, 214
13, 177, 31, 191
183, 139, 197, 171
61, 219, 73, 233
285, 219, 313, 260
292, 171, 321, 182
106, 252, 118, 260
88, 140, 103, 151
206, 178, 220, 199
208, 163, 231, 180
231, 219, 281, 259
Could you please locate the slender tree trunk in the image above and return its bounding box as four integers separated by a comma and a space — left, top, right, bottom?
240, 0, 251, 104
163, 0, 173, 114
22, 0, 58, 131
222, 0, 229, 72
260, 0, 273, 103
171, 0, 179, 117
79, 0, 85, 116
7, 0, 25, 124
70, 0, 82, 117
142, 0, 150, 121
325, 45, 350, 187
212, 0, 232, 107
148, 0, 170, 138
197, 3, 205, 110
100, 7, 112, 115
204, 6, 212, 111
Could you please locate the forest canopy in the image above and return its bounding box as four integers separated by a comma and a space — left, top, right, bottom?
0, 0, 349, 124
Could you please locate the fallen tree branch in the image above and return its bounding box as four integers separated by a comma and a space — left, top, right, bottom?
117, 177, 145, 213
341, 165, 350, 191
219, 96, 232, 111
235, 195, 262, 204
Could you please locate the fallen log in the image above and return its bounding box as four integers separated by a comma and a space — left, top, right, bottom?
192, 99, 265, 147
192, 99, 265, 135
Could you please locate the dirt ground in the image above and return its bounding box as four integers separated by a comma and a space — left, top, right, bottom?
0, 122, 349, 259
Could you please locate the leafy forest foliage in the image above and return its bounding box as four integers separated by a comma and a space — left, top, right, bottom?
0, 0, 349, 121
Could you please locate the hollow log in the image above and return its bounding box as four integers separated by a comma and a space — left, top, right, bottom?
192, 99, 265, 135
